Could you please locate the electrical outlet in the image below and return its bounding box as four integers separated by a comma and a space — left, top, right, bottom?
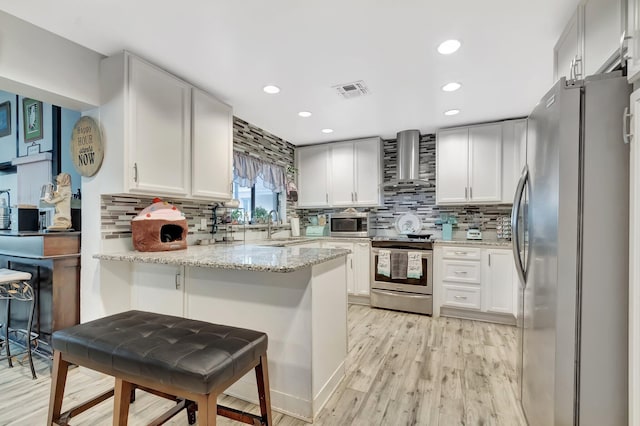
200, 218, 207, 230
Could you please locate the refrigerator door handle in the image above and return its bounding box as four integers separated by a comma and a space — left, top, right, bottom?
511, 165, 528, 287
623, 106, 633, 145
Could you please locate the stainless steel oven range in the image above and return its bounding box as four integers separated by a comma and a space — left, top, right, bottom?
370, 237, 433, 315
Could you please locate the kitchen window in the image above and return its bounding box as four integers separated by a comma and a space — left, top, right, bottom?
233, 176, 283, 223
232, 152, 287, 224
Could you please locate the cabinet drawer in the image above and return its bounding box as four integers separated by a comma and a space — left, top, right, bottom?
442, 285, 481, 310
442, 260, 481, 283
441, 246, 481, 260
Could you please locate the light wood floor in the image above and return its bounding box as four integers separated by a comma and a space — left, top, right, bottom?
0, 305, 526, 425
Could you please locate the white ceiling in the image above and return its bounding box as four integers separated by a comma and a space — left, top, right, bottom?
0, 0, 579, 145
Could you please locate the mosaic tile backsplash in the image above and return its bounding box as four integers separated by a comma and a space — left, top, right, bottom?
100, 120, 512, 239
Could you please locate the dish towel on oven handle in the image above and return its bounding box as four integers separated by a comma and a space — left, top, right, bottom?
407, 252, 423, 279
377, 250, 391, 277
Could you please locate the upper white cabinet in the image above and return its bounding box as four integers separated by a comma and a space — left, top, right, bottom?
501, 119, 527, 203
329, 137, 382, 206
99, 51, 232, 200
554, 0, 626, 82
436, 123, 502, 205
628, 0, 640, 81
191, 88, 233, 200
127, 54, 191, 196
297, 137, 381, 208
296, 144, 330, 207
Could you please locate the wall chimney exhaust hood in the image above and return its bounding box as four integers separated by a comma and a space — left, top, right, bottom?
383, 129, 429, 189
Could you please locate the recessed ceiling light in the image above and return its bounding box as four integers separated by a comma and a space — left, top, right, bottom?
298, 111, 312, 118
437, 40, 461, 55
263, 85, 280, 94
442, 82, 462, 92
321, 128, 334, 134
444, 109, 460, 116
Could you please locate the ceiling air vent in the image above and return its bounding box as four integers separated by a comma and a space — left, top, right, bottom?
333, 80, 370, 99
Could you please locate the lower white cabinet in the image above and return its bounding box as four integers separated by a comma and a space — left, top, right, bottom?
435, 245, 516, 323
322, 239, 370, 298
131, 263, 184, 317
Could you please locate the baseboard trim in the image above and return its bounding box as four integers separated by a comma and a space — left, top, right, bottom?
440, 306, 516, 325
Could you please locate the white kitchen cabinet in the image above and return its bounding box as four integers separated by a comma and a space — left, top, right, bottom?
436, 123, 502, 205
435, 244, 516, 324
329, 138, 381, 207
481, 249, 515, 315
131, 263, 184, 317
127, 54, 191, 196
501, 119, 527, 203
322, 241, 354, 293
555, 0, 626, 81
322, 239, 370, 300
352, 138, 382, 206
298, 137, 381, 208
353, 241, 371, 297
98, 51, 232, 200
628, 0, 640, 81
191, 88, 233, 200
296, 144, 330, 207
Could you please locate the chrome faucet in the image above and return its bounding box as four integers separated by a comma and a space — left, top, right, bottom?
267, 210, 280, 240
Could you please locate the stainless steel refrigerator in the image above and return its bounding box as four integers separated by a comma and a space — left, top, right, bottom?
511, 72, 630, 426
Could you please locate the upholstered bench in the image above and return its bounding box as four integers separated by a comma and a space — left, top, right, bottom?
46, 310, 272, 426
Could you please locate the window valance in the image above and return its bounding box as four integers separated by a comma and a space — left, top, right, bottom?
233, 151, 287, 192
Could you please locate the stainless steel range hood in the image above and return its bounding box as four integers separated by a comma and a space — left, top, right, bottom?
383, 129, 429, 189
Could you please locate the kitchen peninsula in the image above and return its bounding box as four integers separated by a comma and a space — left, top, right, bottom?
95, 243, 349, 422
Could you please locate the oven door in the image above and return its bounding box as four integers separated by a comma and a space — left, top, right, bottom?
371, 248, 433, 295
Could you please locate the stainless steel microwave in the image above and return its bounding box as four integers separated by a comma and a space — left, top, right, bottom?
329, 212, 370, 237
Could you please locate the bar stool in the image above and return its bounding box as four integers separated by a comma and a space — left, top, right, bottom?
0, 268, 37, 379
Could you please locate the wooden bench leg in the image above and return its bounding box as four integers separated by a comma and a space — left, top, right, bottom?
47, 351, 70, 425
255, 353, 273, 425
196, 392, 218, 425
113, 378, 133, 426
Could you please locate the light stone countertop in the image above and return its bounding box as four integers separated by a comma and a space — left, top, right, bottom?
432, 238, 513, 248
94, 243, 350, 273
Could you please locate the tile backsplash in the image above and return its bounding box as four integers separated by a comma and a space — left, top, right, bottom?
297, 133, 513, 234
100, 125, 513, 240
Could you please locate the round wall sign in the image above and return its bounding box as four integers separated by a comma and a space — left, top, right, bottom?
70, 116, 104, 177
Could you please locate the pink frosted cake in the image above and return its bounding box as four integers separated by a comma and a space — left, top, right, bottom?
131, 199, 188, 252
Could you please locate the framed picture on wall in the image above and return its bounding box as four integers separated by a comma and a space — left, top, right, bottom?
22, 98, 43, 142
0, 101, 10, 138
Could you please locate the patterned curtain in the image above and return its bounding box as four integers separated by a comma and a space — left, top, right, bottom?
233, 151, 287, 192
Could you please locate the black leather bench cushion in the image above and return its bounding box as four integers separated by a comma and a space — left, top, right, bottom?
52, 310, 268, 394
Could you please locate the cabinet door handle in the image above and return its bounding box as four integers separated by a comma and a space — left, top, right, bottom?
350, 259, 353, 269
326, 193, 328, 203
488, 253, 491, 266
355, 192, 358, 202
623, 106, 633, 145
351, 192, 354, 202
572, 55, 582, 80
133, 163, 138, 183
469, 187, 473, 199
454, 270, 468, 275
175, 271, 181, 290
465, 187, 468, 199
454, 251, 467, 255
454, 295, 468, 300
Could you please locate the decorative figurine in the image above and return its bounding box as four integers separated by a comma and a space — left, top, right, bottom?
42, 173, 72, 230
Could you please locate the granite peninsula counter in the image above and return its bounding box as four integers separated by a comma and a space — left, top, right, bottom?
95, 242, 349, 422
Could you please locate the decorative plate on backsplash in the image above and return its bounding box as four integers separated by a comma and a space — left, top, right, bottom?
395, 213, 421, 234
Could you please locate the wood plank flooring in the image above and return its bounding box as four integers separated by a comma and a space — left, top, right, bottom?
0, 305, 526, 425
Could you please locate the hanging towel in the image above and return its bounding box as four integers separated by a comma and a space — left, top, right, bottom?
391, 252, 408, 279
377, 250, 391, 277
407, 252, 423, 279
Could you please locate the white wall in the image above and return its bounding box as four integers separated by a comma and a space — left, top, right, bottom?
61, 108, 82, 195
0, 10, 102, 111
0, 12, 104, 320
